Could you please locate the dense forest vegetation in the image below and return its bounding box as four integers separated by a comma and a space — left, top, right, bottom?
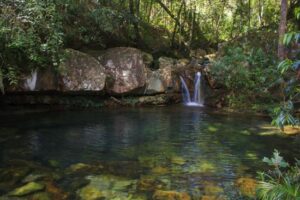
1, 0, 299, 124
0, 0, 297, 70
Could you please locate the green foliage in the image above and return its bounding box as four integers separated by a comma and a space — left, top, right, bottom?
278, 59, 294, 74
262, 150, 289, 168
0, 0, 64, 90
295, 7, 300, 20
272, 6, 300, 129
211, 46, 278, 108
257, 150, 300, 200
271, 101, 298, 130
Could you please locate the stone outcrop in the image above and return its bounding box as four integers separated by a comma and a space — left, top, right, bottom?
59, 49, 106, 92
5, 49, 106, 93
100, 47, 150, 95
1, 46, 220, 107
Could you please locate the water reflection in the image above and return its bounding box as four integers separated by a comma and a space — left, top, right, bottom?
0, 107, 299, 189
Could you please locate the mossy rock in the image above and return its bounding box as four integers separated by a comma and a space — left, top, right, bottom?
203, 182, 224, 195
153, 190, 191, 200
78, 186, 103, 200
29, 192, 51, 200
22, 174, 47, 183
201, 195, 226, 200
235, 177, 257, 198
67, 163, 91, 173
170, 156, 186, 165
151, 166, 170, 174
9, 182, 45, 196
45, 181, 69, 200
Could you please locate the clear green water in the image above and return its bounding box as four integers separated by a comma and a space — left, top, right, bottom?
0, 106, 299, 199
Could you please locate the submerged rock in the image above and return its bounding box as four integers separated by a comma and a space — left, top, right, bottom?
203, 182, 224, 195
78, 186, 103, 200
137, 177, 167, 192
151, 166, 170, 175
58, 176, 90, 192
9, 182, 45, 196
77, 174, 137, 200
186, 160, 217, 173
137, 178, 157, 192
153, 190, 191, 200
22, 174, 47, 183
45, 181, 69, 200
235, 177, 257, 197
30, 192, 51, 200
201, 195, 225, 200
67, 163, 91, 173
170, 156, 186, 165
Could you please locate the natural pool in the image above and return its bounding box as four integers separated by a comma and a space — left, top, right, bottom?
0, 106, 299, 200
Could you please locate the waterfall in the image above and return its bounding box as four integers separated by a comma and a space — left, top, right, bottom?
180, 72, 204, 107
25, 70, 37, 91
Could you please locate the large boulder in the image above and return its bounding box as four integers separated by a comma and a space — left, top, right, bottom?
59, 49, 106, 92
5, 49, 106, 93
100, 47, 152, 95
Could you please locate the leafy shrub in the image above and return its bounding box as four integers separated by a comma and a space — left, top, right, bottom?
257, 150, 300, 200
271, 101, 299, 130
211, 46, 279, 108
0, 0, 64, 90
271, 7, 300, 129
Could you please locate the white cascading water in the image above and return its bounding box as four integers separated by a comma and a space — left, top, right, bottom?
180, 72, 204, 107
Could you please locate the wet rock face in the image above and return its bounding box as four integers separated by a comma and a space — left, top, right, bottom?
144, 69, 165, 94
101, 47, 149, 95
153, 56, 202, 94
60, 49, 106, 92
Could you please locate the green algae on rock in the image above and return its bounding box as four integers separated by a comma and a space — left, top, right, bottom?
153, 190, 191, 200
30, 192, 52, 200
78, 186, 103, 200
9, 182, 45, 196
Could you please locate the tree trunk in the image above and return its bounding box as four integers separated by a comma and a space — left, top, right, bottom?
278, 0, 288, 60
147, 0, 153, 22
248, 0, 251, 30
188, 10, 196, 49
129, 0, 141, 44
154, 0, 181, 26
171, 0, 184, 47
